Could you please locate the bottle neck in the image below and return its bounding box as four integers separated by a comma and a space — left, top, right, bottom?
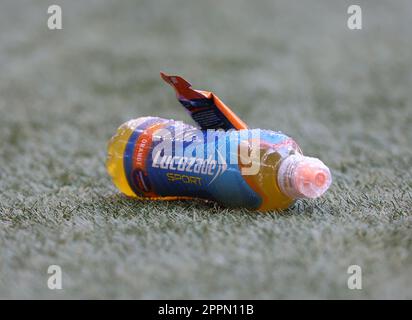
277, 155, 332, 199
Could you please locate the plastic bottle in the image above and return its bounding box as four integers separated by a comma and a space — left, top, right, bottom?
106, 74, 332, 211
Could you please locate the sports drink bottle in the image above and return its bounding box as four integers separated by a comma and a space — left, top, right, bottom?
106, 73, 332, 211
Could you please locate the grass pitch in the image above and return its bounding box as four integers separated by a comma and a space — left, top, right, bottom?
0, 0, 411, 299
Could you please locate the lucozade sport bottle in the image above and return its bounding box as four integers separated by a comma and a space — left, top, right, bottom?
106, 73, 332, 211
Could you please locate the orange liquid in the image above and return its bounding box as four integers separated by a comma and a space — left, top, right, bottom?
240, 144, 295, 211
106, 119, 139, 197
106, 118, 193, 201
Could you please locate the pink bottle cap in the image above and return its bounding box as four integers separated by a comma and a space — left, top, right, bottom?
277, 155, 332, 199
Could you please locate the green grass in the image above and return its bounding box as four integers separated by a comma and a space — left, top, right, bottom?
0, 0, 411, 299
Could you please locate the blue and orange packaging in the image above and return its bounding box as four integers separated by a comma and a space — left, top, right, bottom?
106, 73, 332, 211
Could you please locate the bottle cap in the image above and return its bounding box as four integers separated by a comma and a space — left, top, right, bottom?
277, 155, 332, 199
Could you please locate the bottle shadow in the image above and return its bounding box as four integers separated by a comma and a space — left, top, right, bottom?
95, 193, 325, 219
